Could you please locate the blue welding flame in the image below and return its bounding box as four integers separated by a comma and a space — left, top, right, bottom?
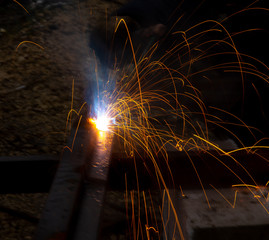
86, 65, 115, 127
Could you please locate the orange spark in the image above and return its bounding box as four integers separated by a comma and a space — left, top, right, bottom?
13, 0, 29, 14
16, 41, 44, 51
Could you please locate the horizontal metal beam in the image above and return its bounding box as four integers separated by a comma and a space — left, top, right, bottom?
0, 155, 58, 193
108, 150, 269, 190
0, 149, 268, 194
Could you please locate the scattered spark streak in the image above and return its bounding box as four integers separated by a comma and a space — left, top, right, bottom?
232, 184, 261, 189
232, 183, 269, 201
63, 115, 82, 152
186, 151, 211, 209
211, 185, 238, 208
115, 18, 142, 105
179, 185, 186, 198
145, 226, 159, 233
231, 183, 269, 210
16, 41, 44, 51
227, 146, 269, 155
13, 0, 29, 14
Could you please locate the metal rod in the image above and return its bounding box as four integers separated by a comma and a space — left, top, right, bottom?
71, 132, 114, 240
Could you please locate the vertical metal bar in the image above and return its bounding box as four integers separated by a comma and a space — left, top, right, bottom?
35, 125, 97, 240
72, 131, 113, 240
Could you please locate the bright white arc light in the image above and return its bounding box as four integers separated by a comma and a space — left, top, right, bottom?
89, 116, 111, 132
95, 116, 110, 131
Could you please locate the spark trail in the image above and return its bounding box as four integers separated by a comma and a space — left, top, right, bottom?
85, 4, 269, 239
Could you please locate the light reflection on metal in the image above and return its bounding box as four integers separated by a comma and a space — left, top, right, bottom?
88, 116, 115, 132
88, 130, 113, 181
72, 129, 114, 240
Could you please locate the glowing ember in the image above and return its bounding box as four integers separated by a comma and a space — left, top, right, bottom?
88, 116, 111, 132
